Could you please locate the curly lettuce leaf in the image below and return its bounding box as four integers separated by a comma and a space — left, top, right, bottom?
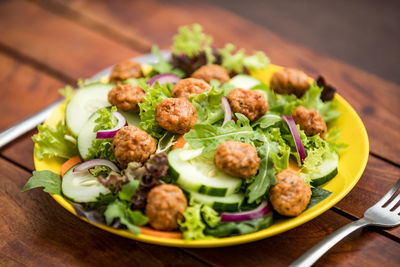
138, 81, 172, 139
32, 122, 78, 160
86, 107, 117, 162
58, 85, 75, 100
218, 43, 269, 73
201, 205, 220, 228
190, 83, 225, 125
184, 113, 255, 153
22, 170, 62, 194
179, 204, 213, 240
172, 24, 213, 61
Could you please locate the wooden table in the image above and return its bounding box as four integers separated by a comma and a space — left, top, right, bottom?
1, 0, 399, 266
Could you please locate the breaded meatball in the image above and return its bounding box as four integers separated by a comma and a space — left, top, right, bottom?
145, 184, 187, 231
270, 68, 310, 98
108, 84, 145, 112
112, 126, 156, 167
269, 169, 311, 217
228, 88, 268, 121
109, 61, 142, 83
171, 78, 211, 98
191, 64, 230, 84
155, 98, 197, 134
214, 141, 260, 178
292, 106, 327, 139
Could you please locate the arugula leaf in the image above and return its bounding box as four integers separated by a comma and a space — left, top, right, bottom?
307, 187, 332, 209
205, 213, 273, 237
33, 122, 78, 160
184, 113, 255, 153
252, 114, 281, 129
118, 180, 140, 201
247, 141, 277, 203
104, 199, 148, 234
22, 170, 62, 194
138, 81, 172, 139
172, 24, 213, 61
156, 132, 178, 153
218, 43, 269, 73
151, 45, 185, 77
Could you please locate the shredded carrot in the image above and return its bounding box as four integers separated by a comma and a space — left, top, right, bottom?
139, 226, 183, 239
288, 158, 300, 172
61, 156, 82, 177
172, 135, 186, 149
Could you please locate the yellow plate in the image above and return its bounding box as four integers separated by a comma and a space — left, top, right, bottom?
34, 64, 369, 247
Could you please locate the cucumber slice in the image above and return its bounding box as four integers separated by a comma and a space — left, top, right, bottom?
66, 83, 115, 136
168, 149, 242, 197
310, 152, 339, 186
62, 165, 111, 203
186, 189, 244, 212
77, 108, 140, 161
228, 74, 261, 89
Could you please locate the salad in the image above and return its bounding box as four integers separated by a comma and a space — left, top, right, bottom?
24, 24, 346, 240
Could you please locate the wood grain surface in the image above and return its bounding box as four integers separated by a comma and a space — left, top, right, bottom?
0, 0, 399, 266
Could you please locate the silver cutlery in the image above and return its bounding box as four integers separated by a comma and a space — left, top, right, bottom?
290, 179, 400, 266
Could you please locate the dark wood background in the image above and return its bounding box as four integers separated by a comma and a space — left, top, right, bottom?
0, 0, 399, 266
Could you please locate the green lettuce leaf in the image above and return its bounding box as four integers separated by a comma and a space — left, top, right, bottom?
151, 45, 185, 77
171, 24, 213, 61
218, 43, 269, 73
190, 84, 225, 125
22, 170, 62, 194
201, 205, 220, 228
104, 199, 148, 234
205, 213, 273, 237
179, 204, 213, 240
184, 113, 255, 153
118, 180, 140, 201
138, 81, 172, 139
32, 122, 78, 160
86, 107, 117, 162
58, 85, 75, 100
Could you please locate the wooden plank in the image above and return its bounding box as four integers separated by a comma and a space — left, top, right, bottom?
183, 210, 400, 267
0, 158, 208, 267
42, 0, 400, 164
335, 155, 400, 238
0, 0, 140, 80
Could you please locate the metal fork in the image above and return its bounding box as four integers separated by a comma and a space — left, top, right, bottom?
290, 179, 400, 267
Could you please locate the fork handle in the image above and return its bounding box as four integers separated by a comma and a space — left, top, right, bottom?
290, 218, 370, 267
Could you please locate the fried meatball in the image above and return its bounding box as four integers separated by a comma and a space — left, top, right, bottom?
269, 169, 311, 217
112, 126, 156, 167
292, 106, 327, 139
145, 184, 187, 231
108, 84, 145, 112
191, 64, 230, 84
214, 141, 260, 178
270, 68, 310, 98
228, 88, 268, 121
109, 61, 142, 83
171, 78, 211, 98
155, 98, 197, 134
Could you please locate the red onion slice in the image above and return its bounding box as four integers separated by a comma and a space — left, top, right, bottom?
147, 73, 180, 87
282, 115, 306, 164
73, 159, 120, 173
221, 96, 232, 126
221, 201, 270, 222
96, 111, 126, 139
